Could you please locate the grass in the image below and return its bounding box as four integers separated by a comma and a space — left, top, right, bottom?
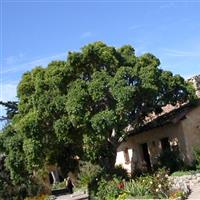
74, 186, 87, 193
51, 181, 66, 190
171, 170, 200, 176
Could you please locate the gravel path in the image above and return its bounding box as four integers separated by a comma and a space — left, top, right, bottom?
187, 185, 200, 199
56, 192, 88, 200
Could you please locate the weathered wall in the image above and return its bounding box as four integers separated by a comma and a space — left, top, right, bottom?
180, 106, 200, 163
115, 148, 133, 173
116, 105, 200, 173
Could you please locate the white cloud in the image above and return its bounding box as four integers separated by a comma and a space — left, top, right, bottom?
162, 48, 200, 57
2, 52, 67, 75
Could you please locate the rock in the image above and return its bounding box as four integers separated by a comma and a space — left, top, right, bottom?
188, 175, 193, 180
197, 177, 200, 182
193, 179, 199, 185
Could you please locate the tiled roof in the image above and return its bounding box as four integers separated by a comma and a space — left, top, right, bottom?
128, 101, 199, 137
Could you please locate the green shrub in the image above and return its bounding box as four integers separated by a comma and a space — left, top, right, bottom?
25, 194, 48, 200
169, 189, 187, 199
147, 168, 170, 199
129, 168, 170, 199
124, 179, 150, 197
109, 165, 129, 180
171, 170, 198, 176
91, 168, 170, 199
96, 177, 124, 200
77, 161, 101, 188
44, 195, 56, 200
88, 165, 129, 198
158, 149, 184, 173
116, 193, 128, 200
193, 147, 200, 169
51, 181, 65, 190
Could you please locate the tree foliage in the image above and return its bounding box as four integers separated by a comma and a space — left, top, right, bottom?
0, 42, 197, 194
0, 101, 18, 121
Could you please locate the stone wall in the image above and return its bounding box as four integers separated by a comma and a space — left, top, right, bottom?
169, 173, 200, 194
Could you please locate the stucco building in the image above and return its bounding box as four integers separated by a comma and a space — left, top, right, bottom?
116, 75, 200, 174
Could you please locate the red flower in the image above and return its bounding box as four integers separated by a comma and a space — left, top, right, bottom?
117, 182, 124, 189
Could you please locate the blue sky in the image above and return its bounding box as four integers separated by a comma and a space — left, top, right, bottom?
1, 0, 200, 105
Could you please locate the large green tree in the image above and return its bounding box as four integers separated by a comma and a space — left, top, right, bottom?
64, 42, 196, 169
1, 42, 196, 186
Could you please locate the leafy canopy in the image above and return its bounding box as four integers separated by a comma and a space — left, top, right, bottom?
1, 42, 196, 184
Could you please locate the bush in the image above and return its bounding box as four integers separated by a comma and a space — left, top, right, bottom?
25, 194, 48, 200
96, 177, 124, 200
92, 168, 170, 199
77, 161, 101, 188
0, 157, 48, 200
147, 168, 170, 199
88, 165, 129, 198
193, 147, 200, 169
169, 189, 187, 199
128, 168, 170, 199
124, 179, 150, 197
51, 181, 66, 190
158, 149, 184, 173
25, 194, 56, 200
116, 193, 128, 200
110, 165, 129, 180
171, 170, 194, 177
44, 195, 56, 200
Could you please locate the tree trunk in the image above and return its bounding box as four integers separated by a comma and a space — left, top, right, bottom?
99, 139, 118, 172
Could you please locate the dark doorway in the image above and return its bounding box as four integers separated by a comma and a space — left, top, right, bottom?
161, 137, 170, 152
49, 173, 54, 184
141, 143, 151, 171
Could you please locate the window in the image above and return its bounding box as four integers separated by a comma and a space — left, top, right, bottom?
123, 148, 130, 164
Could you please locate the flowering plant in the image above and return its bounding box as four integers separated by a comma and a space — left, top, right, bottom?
148, 168, 170, 198
117, 182, 125, 190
